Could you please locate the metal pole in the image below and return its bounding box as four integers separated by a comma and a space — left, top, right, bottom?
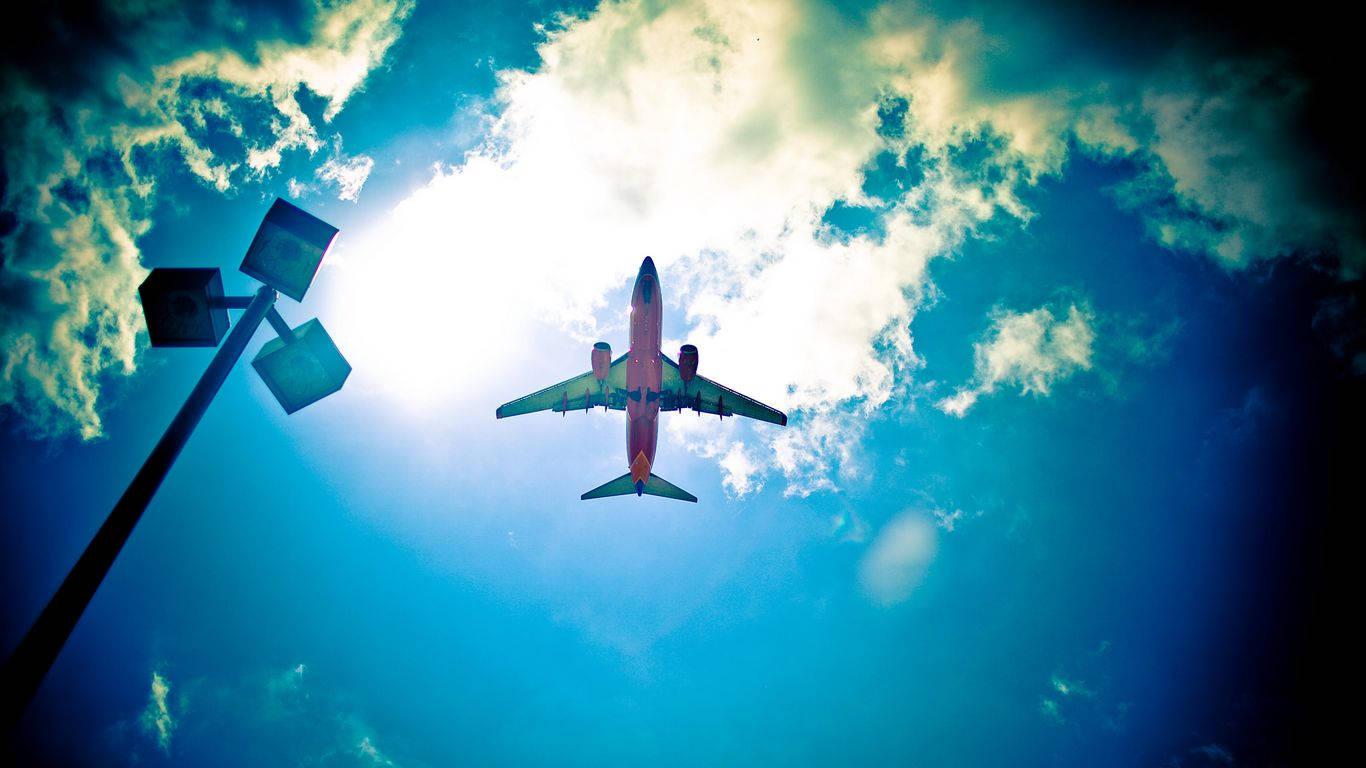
211, 295, 255, 310
1, 285, 277, 731
265, 307, 296, 342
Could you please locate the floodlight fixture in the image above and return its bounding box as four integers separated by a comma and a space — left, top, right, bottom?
253, 317, 352, 414
2, 198, 350, 730
239, 198, 338, 302
138, 267, 232, 347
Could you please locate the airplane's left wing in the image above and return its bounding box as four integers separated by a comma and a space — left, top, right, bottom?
661, 354, 787, 426
496, 354, 628, 418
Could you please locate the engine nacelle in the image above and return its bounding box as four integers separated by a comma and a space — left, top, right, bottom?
591, 342, 612, 381
678, 344, 698, 383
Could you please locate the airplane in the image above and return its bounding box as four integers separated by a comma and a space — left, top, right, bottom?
495, 256, 787, 502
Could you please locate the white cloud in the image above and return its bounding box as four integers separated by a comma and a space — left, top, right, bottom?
5, 0, 1350, 455
938, 302, 1095, 416
337, 0, 1347, 494
318, 152, 376, 202
334, 0, 1038, 493
139, 671, 176, 753
1, 0, 410, 439
935, 390, 979, 419
718, 441, 763, 497
7, 0, 1340, 467
859, 512, 937, 605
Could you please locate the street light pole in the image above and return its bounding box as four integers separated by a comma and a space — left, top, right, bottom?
3, 197, 348, 732
0, 285, 278, 730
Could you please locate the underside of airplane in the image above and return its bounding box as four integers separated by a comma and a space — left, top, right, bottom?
495, 257, 786, 502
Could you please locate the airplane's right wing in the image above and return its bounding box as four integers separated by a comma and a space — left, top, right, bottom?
495, 354, 629, 418
660, 354, 787, 426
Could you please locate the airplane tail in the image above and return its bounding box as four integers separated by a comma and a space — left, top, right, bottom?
581, 472, 698, 502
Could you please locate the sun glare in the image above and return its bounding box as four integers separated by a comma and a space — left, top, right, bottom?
318, 164, 641, 411
321, 201, 527, 408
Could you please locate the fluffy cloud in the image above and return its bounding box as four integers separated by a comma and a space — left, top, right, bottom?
0, 0, 409, 439
336, 0, 1347, 495
140, 670, 176, 753
937, 302, 1095, 416
716, 441, 762, 497
130, 0, 413, 188
335, 0, 1048, 493
10, 0, 1345, 487
1113, 62, 1363, 274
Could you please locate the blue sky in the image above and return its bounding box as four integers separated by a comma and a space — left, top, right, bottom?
2, 1, 1361, 765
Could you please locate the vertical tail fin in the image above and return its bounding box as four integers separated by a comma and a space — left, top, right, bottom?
581, 472, 697, 502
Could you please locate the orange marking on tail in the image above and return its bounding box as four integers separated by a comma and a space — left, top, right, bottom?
630, 450, 651, 485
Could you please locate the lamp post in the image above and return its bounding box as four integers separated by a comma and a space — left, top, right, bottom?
1, 199, 351, 730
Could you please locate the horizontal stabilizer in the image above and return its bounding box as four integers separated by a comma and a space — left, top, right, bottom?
581, 472, 698, 502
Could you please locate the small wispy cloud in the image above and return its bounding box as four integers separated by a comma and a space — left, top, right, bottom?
859, 512, 937, 606
139, 671, 176, 753
1050, 672, 1093, 699
318, 152, 376, 202
358, 736, 399, 766
937, 302, 1096, 417
1037, 643, 1129, 732
931, 506, 966, 532
1194, 743, 1235, 765
1039, 672, 1094, 724
1039, 697, 1064, 723
118, 662, 407, 765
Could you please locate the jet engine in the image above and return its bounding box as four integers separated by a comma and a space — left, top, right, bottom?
591, 342, 612, 381
678, 344, 698, 383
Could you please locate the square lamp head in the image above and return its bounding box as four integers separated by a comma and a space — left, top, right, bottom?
252, 319, 351, 414
138, 268, 229, 347
239, 198, 338, 302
